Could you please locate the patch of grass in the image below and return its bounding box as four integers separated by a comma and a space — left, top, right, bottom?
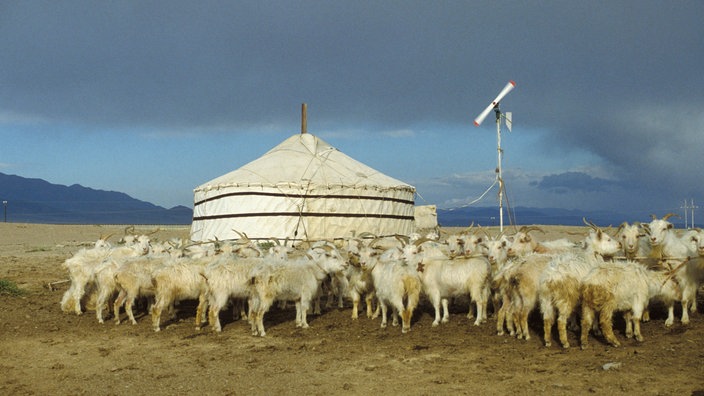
0, 279, 25, 296
257, 241, 275, 251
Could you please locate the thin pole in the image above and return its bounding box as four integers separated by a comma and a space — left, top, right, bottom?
495, 105, 503, 232
683, 199, 689, 228
301, 103, 307, 134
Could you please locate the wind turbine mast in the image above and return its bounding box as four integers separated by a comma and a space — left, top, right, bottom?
473, 80, 516, 232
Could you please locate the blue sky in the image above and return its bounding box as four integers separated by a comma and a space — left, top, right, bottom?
1, 1, 703, 221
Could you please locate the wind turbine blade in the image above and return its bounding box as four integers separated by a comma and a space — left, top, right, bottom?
473, 80, 516, 127
494, 80, 516, 105
505, 112, 512, 132
473, 103, 495, 126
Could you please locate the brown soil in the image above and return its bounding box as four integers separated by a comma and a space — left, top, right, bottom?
1, 223, 703, 395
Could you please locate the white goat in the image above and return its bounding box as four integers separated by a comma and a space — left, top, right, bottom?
344, 252, 377, 320
674, 256, 704, 324
683, 228, 704, 257
483, 235, 511, 273
93, 235, 153, 323
446, 228, 488, 258
507, 254, 554, 341
249, 247, 348, 337
615, 222, 650, 260
60, 236, 113, 315
367, 258, 422, 333
642, 213, 698, 324
537, 223, 622, 348
580, 260, 682, 348
414, 254, 491, 326
642, 213, 696, 266
495, 225, 583, 341
674, 229, 704, 322
356, 243, 423, 333
200, 256, 264, 332
150, 255, 214, 332
493, 226, 579, 339
482, 234, 512, 326
506, 226, 577, 257
491, 259, 521, 336
112, 250, 177, 325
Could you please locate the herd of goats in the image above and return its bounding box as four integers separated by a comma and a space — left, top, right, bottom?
58, 214, 704, 349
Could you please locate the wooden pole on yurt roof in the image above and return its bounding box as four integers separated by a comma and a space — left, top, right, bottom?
301, 103, 307, 134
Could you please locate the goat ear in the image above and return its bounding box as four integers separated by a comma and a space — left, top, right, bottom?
667, 223, 673, 229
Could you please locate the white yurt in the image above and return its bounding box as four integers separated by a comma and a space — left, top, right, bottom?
190, 133, 416, 242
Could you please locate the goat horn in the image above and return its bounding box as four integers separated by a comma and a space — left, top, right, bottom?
320, 244, 335, 253
616, 222, 628, 234
475, 225, 490, 237
146, 227, 161, 236
395, 234, 410, 247
519, 225, 545, 234
413, 236, 433, 246
232, 229, 251, 241
583, 217, 600, 231
662, 213, 679, 221
231, 230, 252, 245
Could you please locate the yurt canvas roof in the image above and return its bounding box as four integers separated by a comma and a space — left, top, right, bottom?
190, 133, 415, 241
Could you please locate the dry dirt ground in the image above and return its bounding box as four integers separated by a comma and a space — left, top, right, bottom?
1, 223, 704, 395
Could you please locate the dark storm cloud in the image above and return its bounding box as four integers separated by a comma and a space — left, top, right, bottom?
532, 172, 618, 194
1, 1, 702, 211
3, 2, 698, 129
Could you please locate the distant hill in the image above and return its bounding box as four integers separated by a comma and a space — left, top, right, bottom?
0, 172, 676, 227
0, 172, 192, 224
436, 206, 644, 228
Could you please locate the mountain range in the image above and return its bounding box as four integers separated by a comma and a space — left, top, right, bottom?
0, 172, 192, 224
0, 172, 675, 227
435, 206, 640, 228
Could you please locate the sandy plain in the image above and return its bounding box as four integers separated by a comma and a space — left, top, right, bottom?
1, 223, 703, 395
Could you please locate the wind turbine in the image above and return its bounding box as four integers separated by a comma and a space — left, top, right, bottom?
473, 80, 516, 232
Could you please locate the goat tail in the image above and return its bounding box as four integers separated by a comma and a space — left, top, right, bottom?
509, 273, 522, 290
401, 275, 422, 310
